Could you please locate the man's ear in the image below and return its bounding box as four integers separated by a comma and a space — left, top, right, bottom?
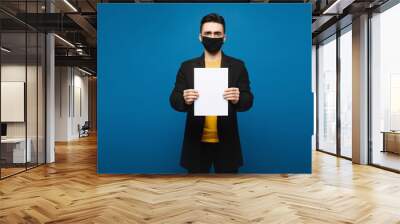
223, 34, 227, 43
199, 34, 202, 42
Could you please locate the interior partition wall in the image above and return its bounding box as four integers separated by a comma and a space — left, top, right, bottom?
316, 25, 353, 159
0, 1, 47, 179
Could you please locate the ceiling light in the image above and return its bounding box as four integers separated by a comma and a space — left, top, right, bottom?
1, 47, 11, 53
322, 0, 349, 15
78, 67, 93, 76
63, 0, 78, 12
54, 34, 75, 48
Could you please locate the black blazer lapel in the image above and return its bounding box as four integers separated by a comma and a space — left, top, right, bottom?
190, 55, 205, 125
221, 52, 233, 86
195, 53, 205, 68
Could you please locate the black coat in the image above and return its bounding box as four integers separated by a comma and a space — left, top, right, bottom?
169, 52, 254, 169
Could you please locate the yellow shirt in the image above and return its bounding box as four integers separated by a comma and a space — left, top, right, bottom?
201, 58, 221, 143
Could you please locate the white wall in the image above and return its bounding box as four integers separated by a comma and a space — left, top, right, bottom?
71, 72, 89, 138
1, 65, 40, 138
1, 63, 46, 164
55, 66, 70, 141
55, 67, 89, 141
1, 66, 26, 140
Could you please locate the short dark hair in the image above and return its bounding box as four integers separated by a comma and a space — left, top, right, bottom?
200, 13, 225, 33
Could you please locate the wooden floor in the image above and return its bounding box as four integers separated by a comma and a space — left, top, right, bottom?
0, 167, 26, 178
1, 135, 400, 224
372, 150, 400, 171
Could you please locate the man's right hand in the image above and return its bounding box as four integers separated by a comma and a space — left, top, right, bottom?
183, 89, 199, 105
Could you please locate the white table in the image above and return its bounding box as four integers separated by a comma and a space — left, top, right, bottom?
1, 138, 32, 163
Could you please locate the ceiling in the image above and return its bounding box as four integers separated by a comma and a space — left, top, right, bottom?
0, 0, 394, 75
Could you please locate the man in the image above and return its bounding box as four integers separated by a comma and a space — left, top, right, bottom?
169, 13, 253, 174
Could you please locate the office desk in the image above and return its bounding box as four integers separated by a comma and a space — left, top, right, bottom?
1, 138, 32, 163
382, 131, 400, 154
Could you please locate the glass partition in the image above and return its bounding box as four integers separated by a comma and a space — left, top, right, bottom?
1, 31, 28, 177
27, 30, 38, 169
0, 1, 46, 179
38, 32, 45, 165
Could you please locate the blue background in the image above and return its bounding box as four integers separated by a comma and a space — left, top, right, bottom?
98, 3, 313, 174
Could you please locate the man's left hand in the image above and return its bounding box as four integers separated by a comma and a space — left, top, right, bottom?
223, 87, 240, 104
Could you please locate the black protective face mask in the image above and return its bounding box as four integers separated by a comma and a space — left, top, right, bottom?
201, 36, 224, 54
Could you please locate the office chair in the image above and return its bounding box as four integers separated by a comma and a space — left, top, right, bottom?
78, 121, 90, 138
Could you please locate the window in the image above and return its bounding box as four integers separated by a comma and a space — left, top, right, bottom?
339, 27, 352, 158
370, 2, 400, 171
317, 35, 337, 154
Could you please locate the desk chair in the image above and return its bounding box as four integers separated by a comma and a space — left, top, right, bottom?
78, 121, 90, 138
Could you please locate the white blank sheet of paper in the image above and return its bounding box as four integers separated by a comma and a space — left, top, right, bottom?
194, 68, 228, 116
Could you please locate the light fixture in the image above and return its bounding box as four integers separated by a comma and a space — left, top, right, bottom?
78, 67, 93, 76
54, 34, 75, 48
63, 0, 78, 12
1, 47, 11, 53
322, 0, 349, 15
76, 48, 86, 56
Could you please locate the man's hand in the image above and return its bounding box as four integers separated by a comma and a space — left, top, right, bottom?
224, 87, 240, 104
183, 89, 199, 105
